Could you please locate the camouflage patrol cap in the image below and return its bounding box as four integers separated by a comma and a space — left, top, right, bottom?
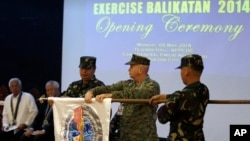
79, 56, 96, 68
176, 54, 204, 71
125, 54, 150, 65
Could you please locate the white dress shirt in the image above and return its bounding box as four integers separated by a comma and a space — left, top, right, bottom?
2, 92, 38, 128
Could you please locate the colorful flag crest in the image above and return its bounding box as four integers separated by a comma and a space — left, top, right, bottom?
50, 97, 111, 141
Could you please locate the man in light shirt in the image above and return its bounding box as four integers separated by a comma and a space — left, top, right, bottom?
0, 78, 38, 141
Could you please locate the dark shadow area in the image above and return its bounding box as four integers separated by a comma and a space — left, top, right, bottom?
159, 137, 167, 141
0, 1, 63, 94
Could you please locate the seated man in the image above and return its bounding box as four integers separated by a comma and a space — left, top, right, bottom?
20, 80, 61, 141
0, 78, 38, 141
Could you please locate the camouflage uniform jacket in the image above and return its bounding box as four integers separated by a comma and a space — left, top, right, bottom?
92, 76, 160, 141
159, 81, 209, 141
63, 76, 105, 97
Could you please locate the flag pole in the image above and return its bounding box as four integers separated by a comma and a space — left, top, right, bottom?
39, 97, 250, 104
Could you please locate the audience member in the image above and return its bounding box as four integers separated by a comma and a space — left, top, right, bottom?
0, 85, 9, 100
20, 80, 61, 141
29, 88, 41, 106
0, 78, 38, 141
0, 85, 9, 128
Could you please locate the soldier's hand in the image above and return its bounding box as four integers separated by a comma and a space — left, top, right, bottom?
85, 90, 94, 103
149, 94, 167, 105
96, 94, 112, 102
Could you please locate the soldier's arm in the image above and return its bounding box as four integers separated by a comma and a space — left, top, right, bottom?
112, 80, 160, 99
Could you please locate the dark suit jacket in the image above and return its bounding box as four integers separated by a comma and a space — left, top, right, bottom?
31, 100, 54, 135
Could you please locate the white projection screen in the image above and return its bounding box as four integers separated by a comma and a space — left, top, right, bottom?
61, 0, 250, 140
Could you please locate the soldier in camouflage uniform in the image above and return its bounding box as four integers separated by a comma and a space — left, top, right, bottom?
150, 54, 209, 141
62, 56, 105, 97
85, 54, 160, 141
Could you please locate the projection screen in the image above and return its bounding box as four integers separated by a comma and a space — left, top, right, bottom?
61, 0, 250, 140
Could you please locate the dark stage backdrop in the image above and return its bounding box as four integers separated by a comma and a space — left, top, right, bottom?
0, 1, 63, 96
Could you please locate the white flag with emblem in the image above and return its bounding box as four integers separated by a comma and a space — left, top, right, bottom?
50, 97, 111, 141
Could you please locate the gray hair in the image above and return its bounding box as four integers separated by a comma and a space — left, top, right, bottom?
140, 64, 149, 73
45, 80, 60, 88
8, 78, 22, 87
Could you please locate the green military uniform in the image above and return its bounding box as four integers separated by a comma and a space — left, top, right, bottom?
63, 76, 105, 97
158, 54, 209, 141
158, 82, 209, 141
92, 54, 160, 141
92, 76, 160, 141
63, 56, 105, 97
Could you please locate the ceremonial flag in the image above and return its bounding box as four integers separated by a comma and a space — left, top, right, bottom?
50, 97, 111, 141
